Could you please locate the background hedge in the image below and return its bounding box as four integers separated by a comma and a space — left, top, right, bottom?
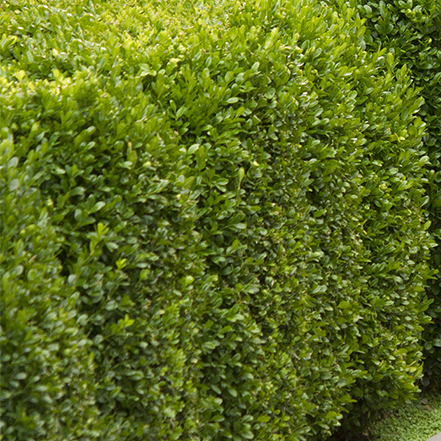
0, 0, 436, 439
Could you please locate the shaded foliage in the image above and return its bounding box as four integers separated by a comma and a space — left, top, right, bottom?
325, 0, 441, 389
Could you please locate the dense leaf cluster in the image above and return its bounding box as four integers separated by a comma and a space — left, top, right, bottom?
0, 0, 435, 439
326, 0, 441, 389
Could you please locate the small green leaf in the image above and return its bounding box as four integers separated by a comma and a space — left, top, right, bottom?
14, 70, 26, 81
321, 372, 332, 380
338, 301, 351, 309
227, 97, 239, 104
238, 167, 245, 185
105, 301, 118, 311
228, 387, 237, 397
90, 201, 106, 213
188, 144, 200, 154
257, 415, 271, 423
9, 179, 19, 191
337, 378, 347, 388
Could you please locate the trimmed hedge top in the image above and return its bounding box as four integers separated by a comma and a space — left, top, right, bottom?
0, 0, 436, 439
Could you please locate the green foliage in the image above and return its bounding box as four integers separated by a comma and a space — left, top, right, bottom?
325, 0, 441, 388
0, 0, 435, 439
0, 129, 113, 439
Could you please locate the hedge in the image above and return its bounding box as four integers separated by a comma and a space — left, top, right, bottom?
0, 0, 435, 439
325, 0, 441, 388
0, 125, 114, 439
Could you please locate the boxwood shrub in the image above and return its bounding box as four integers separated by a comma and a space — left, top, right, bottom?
325, 0, 441, 389
0, 126, 115, 439
0, 0, 435, 439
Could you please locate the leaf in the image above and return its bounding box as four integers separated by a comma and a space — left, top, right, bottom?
338, 301, 351, 309
210, 384, 222, 394
74, 209, 83, 221
219, 325, 233, 334
14, 70, 26, 81
325, 411, 340, 420
238, 167, 245, 185
257, 415, 271, 423
312, 285, 327, 294
123, 315, 134, 327
90, 201, 106, 213
105, 301, 118, 311
9, 179, 19, 191
188, 144, 200, 154
233, 223, 247, 230
337, 378, 347, 388
386, 52, 394, 67
228, 387, 237, 397
176, 106, 186, 118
